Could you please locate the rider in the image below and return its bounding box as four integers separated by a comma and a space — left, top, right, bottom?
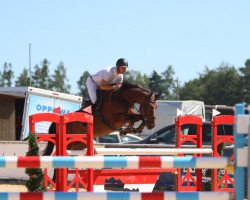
86, 58, 129, 107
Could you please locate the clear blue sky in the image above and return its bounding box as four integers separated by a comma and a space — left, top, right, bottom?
1, 1, 250, 94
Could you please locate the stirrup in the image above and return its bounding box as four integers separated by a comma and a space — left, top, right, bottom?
83, 99, 92, 108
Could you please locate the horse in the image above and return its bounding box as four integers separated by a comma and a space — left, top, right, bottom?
42, 81, 160, 156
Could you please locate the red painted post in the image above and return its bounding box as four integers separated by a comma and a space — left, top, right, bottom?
87, 122, 94, 156
196, 120, 203, 192
55, 114, 68, 192
59, 112, 94, 192
86, 114, 94, 191
212, 115, 234, 193
29, 115, 35, 133
176, 116, 203, 191
28, 112, 60, 191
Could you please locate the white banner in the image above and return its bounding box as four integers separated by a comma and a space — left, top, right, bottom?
22, 94, 81, 139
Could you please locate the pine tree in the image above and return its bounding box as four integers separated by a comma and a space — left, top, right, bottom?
25, 133, 46, 192
77, 70, 90, 99
15, 68, 30, 86
124, 70, 149, 88
161, 65, 176, 100
50, 61, 71, 93
32, 59, 51, 89
148, 70, 165, 99
0, 62, 14, 86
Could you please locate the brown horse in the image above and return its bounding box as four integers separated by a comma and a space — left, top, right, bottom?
43, 81, 160, 155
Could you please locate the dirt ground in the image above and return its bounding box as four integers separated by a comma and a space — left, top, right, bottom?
0, 179, 87, 192
0, 180, 27, 192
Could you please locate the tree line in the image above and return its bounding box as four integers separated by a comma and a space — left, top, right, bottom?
0, 58, 250, 106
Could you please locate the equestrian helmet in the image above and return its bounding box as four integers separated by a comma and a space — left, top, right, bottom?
116, 58, 128, 67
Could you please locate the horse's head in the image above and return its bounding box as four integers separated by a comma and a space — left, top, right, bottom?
139, 92, 160, 130
118, 81, 160, 130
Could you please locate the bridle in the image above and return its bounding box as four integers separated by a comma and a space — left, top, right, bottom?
138, 93, 157, 127
105, 85, 157, 132
119, 90, 157, 127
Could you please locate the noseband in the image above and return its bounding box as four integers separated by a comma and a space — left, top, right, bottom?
141, 93, 157, 125
129, 92, 156, 126
112, 86, 157, 128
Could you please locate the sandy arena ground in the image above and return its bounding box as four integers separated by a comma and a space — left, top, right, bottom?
0, 180, 27, 192
0, 180, 87, 192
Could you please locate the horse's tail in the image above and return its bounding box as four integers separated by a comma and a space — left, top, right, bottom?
42, 123, 56, 156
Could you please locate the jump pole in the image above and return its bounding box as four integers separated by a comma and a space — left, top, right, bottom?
0, 191, 233, 200
67, 148, 213, 156
0, 156, 230, 169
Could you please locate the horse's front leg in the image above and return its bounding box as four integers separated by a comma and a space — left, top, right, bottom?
120, 114, 145, 135
132, 120, 146, 133
123, 120, 146, 134
120, 121, 135, 135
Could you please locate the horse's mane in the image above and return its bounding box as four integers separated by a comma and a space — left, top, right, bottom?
121, 80, 150, 93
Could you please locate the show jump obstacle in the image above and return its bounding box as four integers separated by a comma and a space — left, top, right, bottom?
0, 103, 249, 200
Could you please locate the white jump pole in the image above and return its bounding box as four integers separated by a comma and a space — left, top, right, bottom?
67, 148, 213, 156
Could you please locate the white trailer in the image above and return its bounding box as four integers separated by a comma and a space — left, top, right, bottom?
0, 87, 82, 141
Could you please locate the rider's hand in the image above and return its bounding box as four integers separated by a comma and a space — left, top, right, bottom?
113, 84, 122, 90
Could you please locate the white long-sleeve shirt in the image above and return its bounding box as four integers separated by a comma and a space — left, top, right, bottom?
91, 66, 123, 86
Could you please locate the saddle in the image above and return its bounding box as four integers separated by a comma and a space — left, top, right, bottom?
81, 89, 121, 131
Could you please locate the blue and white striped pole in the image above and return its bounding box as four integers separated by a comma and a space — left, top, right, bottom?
247, 104, 250, 200
0, 156, 230, 169
234, 103, 248, 200
0, 191, 233, 200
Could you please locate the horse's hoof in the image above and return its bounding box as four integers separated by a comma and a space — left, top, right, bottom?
137, 129, 143, 133
119, 130, 127, 135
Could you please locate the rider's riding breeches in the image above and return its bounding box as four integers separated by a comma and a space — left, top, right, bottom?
86, 77, 97, 104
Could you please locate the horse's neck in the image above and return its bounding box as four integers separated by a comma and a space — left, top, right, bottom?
94, 87, 149, 130
121, 88, 148, 104
100, 87, 148, 113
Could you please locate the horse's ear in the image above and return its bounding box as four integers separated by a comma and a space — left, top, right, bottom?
154, 93, 161, 100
